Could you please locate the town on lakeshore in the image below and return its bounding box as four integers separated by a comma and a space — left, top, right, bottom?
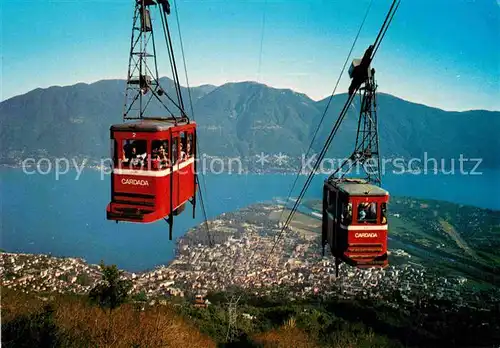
2, 200, 498, 311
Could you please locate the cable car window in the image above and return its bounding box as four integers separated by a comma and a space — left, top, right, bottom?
122, 139, 147, 169
327, 191, 336, 214
172, 137, 178, 164
358, 202, 377, 223
186, 133, 193, 158
110, 139, 117, 167
180, 132, 187, 161
151, 139, 169, 170
381, 203, 387, 224
340, 202, 352, 225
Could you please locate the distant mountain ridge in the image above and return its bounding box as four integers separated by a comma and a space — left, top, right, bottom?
1, 78, 499, 168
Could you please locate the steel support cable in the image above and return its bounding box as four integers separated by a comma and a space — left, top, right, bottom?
372, 0, 398, 54
321, 0, 396, 117
372, 0, 400, 59
132, 8, 184, 119
123, 84, 177, 120
123, 9, 138, 120
150, 88, 177, 116
160, 11, 183, 114
336, 2, 399, 181
123, 93, 141, 117
276, 0, 374, 225
158, 8, 186, 117
196, 175, 214, 247
141, 51, 177, 115
194, 138, 213, 247
159, 8, 182, 109
141, 89, 156, 114
173, 0, 195, 118
148, 14, 176, 118
324, 106, 373, 185
268, 92, 357, 258
160, 9, 187, 116
137, 53, 178, 116
150, 11, 162, 94
267, 97, 354, 262
269, 0, 401, 260
172, 0, 213, 247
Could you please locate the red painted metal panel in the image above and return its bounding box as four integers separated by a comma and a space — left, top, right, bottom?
107, 123, 197, 224
343, 194, 389, 267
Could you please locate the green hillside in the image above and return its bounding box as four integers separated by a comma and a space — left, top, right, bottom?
2, 285, 499, 348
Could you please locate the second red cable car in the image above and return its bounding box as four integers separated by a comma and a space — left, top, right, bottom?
322, 178, 389, 270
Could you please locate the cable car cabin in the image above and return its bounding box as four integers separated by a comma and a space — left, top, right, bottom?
106, 119, 196, 228
322, 178, 389, 270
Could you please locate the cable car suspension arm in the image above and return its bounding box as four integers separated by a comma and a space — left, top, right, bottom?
123, 0, 188, 121
268, 0, 400, 259
276, 0, 374, 226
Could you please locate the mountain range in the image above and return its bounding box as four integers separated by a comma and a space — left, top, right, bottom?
1, 78, 499, 168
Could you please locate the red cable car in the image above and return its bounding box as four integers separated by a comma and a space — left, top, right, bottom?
107, 120, 196, 237
319, 44, 391, 274
106, 1, 199, 239
322, 178, 389, 273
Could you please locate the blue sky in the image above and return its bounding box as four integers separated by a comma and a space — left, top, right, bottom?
1, 0, 499, 111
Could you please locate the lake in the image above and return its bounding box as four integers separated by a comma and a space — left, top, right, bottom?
1, 167, 499, 271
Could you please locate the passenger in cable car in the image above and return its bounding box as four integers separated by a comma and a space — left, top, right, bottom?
358, 203, 368, 221
120, 148, 128, 167
172, 140, 178, 164
381, 203, 387, 224
180, 143, 187, 161
368, 202, 377, 220
122, 142, 132, 164
151, 145, 159, 169
341, 203, 353, 224
151, 142, 169, 169
126, 144, 147, 168
179, 133, 187, 161
358, 202, 377, 223
129, 146, 141, 167
158, 145, 169, 168
121, 141, 137, 166
151, 154, 159, 170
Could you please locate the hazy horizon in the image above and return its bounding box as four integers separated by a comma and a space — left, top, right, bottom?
2, 0, 499, 111
3, 77, 499, 113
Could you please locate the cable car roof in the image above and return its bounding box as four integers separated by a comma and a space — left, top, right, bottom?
327, 178, 389, 196
110, 119, 194, 132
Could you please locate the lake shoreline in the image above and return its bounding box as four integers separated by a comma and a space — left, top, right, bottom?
1, 168, 499, 272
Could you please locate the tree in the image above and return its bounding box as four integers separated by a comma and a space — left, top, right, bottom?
132, 290, 148, 303
89, 261, 133, 312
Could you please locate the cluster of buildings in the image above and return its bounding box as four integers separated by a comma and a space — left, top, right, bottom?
1, 204, 496, 310
1, 252, 101, 295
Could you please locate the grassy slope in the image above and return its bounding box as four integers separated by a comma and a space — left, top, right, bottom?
4, 286, 499, 348
1, 288, 216, 348
302, 196, 500, 287
1, 288, 402, 348
388, 197, 500, 286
